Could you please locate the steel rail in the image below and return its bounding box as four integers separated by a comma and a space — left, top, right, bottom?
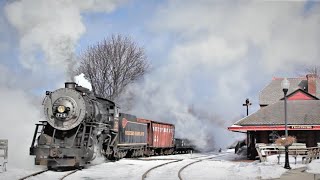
141, 159, 183, 180
178, 153, 230, 180
18, 169, 49, 180
18, 169, 79, 180
141, 154, 215, 180
135, 154, 208, 161
60, 169, 78, 180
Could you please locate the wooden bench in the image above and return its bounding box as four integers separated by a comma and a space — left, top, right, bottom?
0, 139, 8, 172
275, 147, 320, 164
256, 143, 320, 164
302, 147, 320, 164
256, 144, 280, 162
276, 149, 309, 164
256, 143, 311, 164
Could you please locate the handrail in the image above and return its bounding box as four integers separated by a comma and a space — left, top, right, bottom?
0, 139, 8, 171
257, 146, 320, 163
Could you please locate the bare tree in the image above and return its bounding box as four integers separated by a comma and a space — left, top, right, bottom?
304, 66, 320, 76
296, 65, 320, 77
77, 34, 150, 100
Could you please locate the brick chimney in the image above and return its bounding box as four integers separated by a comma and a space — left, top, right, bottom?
306, 74, 317, 96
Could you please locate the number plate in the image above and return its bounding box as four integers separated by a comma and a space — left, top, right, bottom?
56, 113, 67, 118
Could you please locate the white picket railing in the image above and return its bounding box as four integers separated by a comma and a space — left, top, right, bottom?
0, 139, 8, 172
256, 143, 320, 164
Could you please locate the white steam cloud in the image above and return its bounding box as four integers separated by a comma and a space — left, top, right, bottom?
75, 73, 92, 90
121, 1, 320, 150
4, 0, 125, 79
0, 65, 40, 169
1, 0, 125, 168
1, 0, 319, 167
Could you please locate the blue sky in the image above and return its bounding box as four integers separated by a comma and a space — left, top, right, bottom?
77, 0, 173, 67
1, 0, 320, 148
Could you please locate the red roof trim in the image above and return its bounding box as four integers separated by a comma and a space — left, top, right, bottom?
280, 89, 319, 100
228, 125, 320, 132
272, 77, 306, 80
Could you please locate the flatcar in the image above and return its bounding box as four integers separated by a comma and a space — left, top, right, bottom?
174, 138, 196, 154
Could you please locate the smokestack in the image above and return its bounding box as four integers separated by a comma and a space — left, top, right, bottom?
65, 82, 77, 89
306, 74, 317, 96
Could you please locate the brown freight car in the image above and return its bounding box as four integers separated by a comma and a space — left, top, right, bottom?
137, 118, 175, 156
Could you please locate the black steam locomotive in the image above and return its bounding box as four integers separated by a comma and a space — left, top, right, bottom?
30, 82, 195, 169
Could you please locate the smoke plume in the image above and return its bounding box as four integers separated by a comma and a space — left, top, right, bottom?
0, 0, 125, 168
119, 1, 320, 150
4, 0, 126, 80
75, 73, 92, 90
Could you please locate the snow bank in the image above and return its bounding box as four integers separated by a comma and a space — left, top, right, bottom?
307, 159, 320, 174
2, 151, 315, 180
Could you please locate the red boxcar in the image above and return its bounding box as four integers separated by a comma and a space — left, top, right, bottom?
137, 118, 175, 155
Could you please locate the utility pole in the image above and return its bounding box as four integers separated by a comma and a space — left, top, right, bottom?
243, 98, 252, 116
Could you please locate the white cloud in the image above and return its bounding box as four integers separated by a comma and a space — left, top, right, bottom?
152, 1, 320, 72
4, 0, 125, 79
172, 35, 248, 67
0, 0, 126, 168
73, 0, 127, 12
2, 0, 319, 153
121, 1, 320, 150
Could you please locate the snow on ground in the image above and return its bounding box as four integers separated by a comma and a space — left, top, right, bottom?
186, 160, 292, 180
307, 159, 320, 174
68, 159, 172, 180
0, 149, 319, 180
139, 152, 206, 160
28, 170, 79, 180
0, 166, 45, 180
183, 155, 289, 180
146, 158, 196, 180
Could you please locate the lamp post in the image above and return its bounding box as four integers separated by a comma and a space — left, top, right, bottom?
281, 78, 291, 169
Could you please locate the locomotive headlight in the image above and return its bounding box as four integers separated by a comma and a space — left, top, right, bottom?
57, 105, 66, 113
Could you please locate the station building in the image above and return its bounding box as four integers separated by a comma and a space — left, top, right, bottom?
228, 74, 320, 159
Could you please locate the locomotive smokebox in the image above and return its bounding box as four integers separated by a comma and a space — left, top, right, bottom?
65, 82, 77, 89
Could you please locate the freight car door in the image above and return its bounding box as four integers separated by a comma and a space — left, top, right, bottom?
152, 123, 174, 148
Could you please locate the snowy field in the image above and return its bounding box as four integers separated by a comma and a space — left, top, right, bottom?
0, 149, 319, 180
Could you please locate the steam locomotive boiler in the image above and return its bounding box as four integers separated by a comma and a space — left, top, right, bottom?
30, 82, 147, 169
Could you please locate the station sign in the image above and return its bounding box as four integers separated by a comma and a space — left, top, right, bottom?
289, 125, 313, 129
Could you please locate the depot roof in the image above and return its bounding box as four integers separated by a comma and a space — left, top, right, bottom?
233, 100, 320, 126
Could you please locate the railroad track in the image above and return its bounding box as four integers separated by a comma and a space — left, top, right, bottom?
132, 158, 183, 161
136, 153, 209, 161
141, 153, 219, 180
178, 153, 230, 180
18, 169, 78, 180
141, 159, 183, 180
60, 169, 78, 180
18, 169, 49, 180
